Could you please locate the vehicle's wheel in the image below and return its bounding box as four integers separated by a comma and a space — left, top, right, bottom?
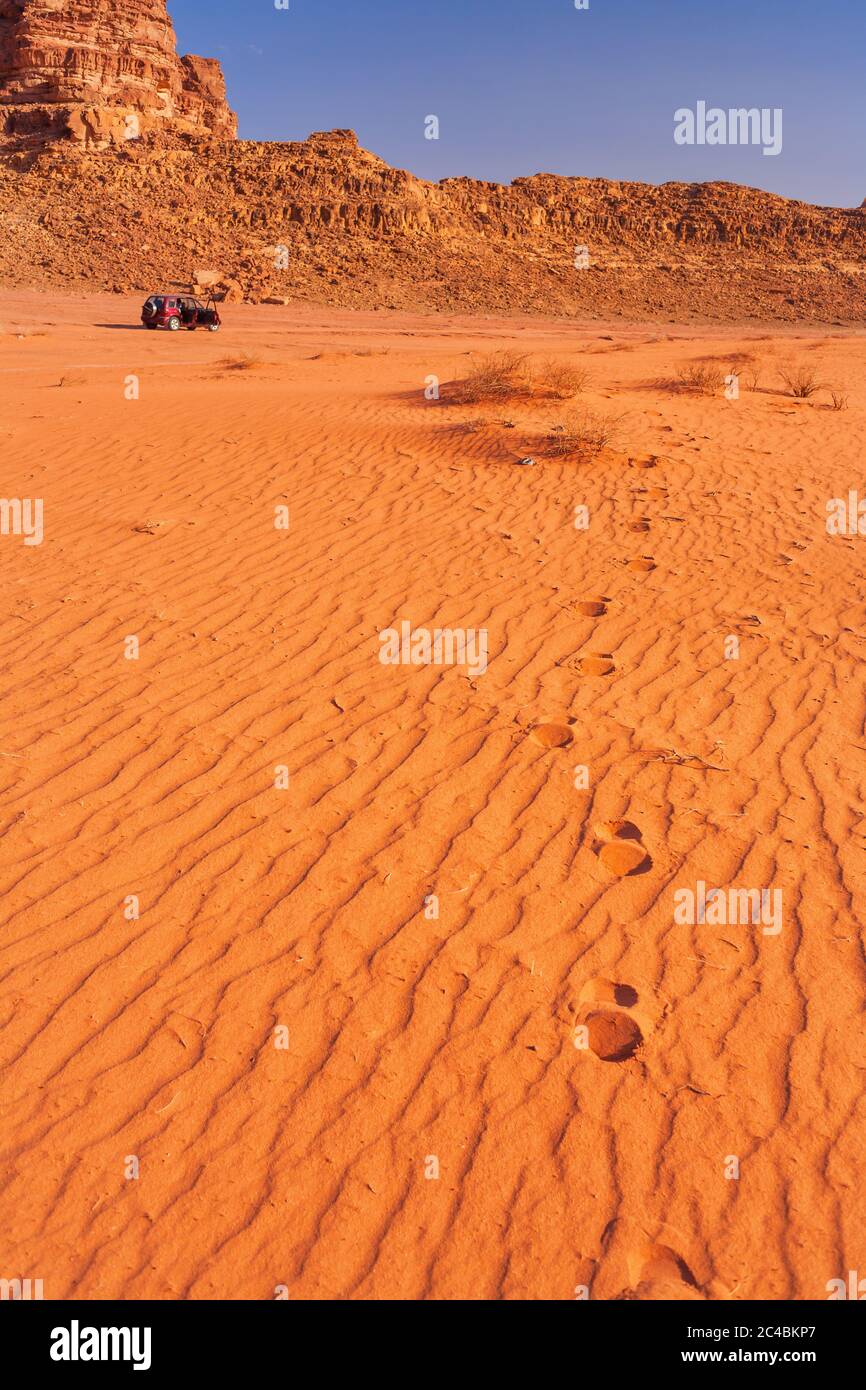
168, 316, 181, 331
208, 323, 221, 332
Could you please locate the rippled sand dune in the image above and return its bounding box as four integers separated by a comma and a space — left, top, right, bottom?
1, 292, 864, 1300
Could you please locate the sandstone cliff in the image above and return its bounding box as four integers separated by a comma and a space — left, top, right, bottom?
0, 3, 861, 321
0, 128, 863, 322
0, 0, 235, 148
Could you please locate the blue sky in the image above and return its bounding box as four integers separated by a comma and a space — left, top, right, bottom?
170, 0, 865, 208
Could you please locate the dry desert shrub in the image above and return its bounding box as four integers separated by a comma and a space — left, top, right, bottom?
779, 363, 826, 398
542, 408, 620, 460
676, 361, 724, 394
451, 351, 589, 405
536, 357, 590, 399
451, 350, 532, 404
829, 392, 849, 411
724, 355, 759, 390
741, 363, 762, 391
218, 353, 265, 372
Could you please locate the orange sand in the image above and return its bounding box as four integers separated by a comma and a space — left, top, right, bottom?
1, 291, 865, 1301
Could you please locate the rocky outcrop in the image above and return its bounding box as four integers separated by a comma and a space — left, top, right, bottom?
0, 6, 859, 322
0, 0, 235, 148
0, 128, 863, 321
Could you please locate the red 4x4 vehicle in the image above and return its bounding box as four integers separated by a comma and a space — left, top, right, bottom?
141, 293, 221, 332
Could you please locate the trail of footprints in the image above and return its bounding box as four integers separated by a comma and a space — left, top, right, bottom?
527, 456, 703, 1294
572, 975, 712, 1298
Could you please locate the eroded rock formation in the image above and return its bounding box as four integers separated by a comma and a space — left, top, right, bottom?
0, 127, 862, 321
0, 0, 235, 148
0, 7, 861, 319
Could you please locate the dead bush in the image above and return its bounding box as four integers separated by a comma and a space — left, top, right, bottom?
218, 353, 265, 372
779, 363, 826, 398
450, 350, 532, 404
535, 357, 590, 399
676, 362, 724, 394
542, 408, 620, 460
451, 351, 592, 405
742, 364, 762, 391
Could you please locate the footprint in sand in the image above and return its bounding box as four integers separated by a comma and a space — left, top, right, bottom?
594, 819, 651, 876
574, 598, 607, 617
585, 1010, 643, 1061
594, 818, 642, 843
627, 556, 656, 573
629, 454, 658, 470
529, 722, 574, 749
573, 975, 654, 1065
618, 1244, 706, 1301
599, 840, 649, 875
579, 976, 639, 1009
577, 653, 616, 677
627, 518, 651, 533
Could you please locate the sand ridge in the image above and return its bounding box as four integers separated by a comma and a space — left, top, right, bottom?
0, 292, 865, 1300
